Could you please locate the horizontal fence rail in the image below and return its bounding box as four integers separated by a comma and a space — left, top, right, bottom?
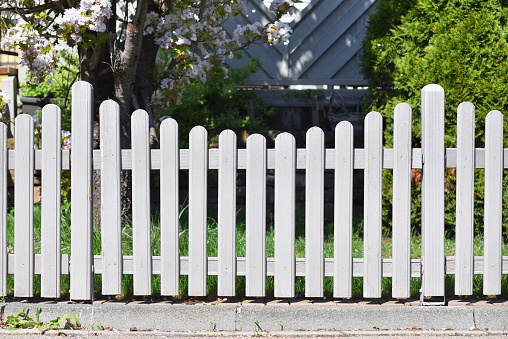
1, 80, 507, 301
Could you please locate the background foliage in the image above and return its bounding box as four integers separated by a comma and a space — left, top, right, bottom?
361, 0, 508, 236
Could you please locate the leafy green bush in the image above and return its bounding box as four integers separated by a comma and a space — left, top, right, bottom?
361, 0, 508, 236
159, 56, 274, 146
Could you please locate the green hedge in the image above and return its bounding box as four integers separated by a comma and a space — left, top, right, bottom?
360, 0, 508, 237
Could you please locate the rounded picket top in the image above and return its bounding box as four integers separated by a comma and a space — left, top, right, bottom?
42, 103, 61, 115
246, 133, 266, 146
275, 132, 295, 147
336, 120, 354, 141
99, 100, 120, 118
160, 116, 178, 131
306, 126, 324, 139
189, 125, 208, 147
458, 101, 475, 113
189, 125, 207, 137
15, 113, 33, 124
422, 83, 445, 95
71, 81, 94, 103
131, 109, 149, 123
486, 109, 503, 122
394, 102, 412, 117
219, 129, 237, 144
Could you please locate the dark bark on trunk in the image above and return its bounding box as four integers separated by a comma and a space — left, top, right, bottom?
78, 0, 160, 221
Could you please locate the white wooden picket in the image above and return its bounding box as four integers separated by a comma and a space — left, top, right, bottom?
218, 130, 237, 296
100, 100, 122, 295
392, 103, 412, 298
455, 102, 475, 296
421, 84, 445, 298
483, 110, 504, 295
132, 110, 152, 296
14, 114, 34, 297
5, 77, 508, 300
160, 118, 180, 296
274, 133, 296, 298
188, 126, 208, 296
333, 121, 354, 298
70, 81, 94, 301
245, 134, 267, 297
41, 104, 61, 298
363, 112, 383, 298
305, 127, 324, 297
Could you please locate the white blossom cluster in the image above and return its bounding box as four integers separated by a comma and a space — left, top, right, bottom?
55, 0, 113, 41
144, 0, 295, 108
1, 22, 59, 84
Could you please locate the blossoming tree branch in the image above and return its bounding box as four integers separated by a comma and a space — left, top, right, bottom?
0, 0, 296, 146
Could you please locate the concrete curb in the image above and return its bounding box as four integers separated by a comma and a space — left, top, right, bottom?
2, 302, 508, 332
0, 329, 505, 337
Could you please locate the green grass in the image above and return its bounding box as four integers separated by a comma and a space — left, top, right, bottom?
5, 203, 508, 299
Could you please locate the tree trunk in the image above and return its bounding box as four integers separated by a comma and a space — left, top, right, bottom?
78, 0, 151, 222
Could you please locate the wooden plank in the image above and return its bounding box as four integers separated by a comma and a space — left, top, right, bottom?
334, 121, 354, 298
392, 103, 412, 298
0, 123, 6, 296
160, 118, 180, 296
38, 147, 428, 171
131, 109, 152, 296
70, 81, 94, 300
100, 100, 122, 295
89, 256, 425, 277
14, 114, 34, 297
188, 126, 208, 296
1, 77, 16, 136
455, 102, 475, 296
41, 104, 61, 298
421, 84, 445, 298
218, 130, 237, 296
363, 111, 383, 298
305, 127, 324, 297
245, 134, 267, 297
274, 133, 296, 298
483, 110, 503, 295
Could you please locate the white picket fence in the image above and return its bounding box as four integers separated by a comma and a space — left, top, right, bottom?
0, 81, 506, 301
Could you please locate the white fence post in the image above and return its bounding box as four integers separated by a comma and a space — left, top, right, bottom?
188, 126, 208, 296
421, 84, 445, 298
1, 76, 17, 137
274, 133, 296, 298
14, 114, 34, 297
483, 110, 503, 295
41, 104, 62, 298
160, 118, 180, 296
392, 103, 412, 298
100, 100, 122, 295
455, 102, 475, 296
70, 81, 94, 301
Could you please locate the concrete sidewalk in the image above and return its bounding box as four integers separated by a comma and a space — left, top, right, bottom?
2, 299, 508, 333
